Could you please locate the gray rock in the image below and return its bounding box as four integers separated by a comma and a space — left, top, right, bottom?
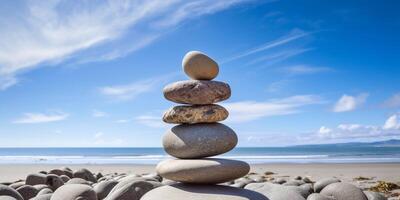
8, 182, 24, 190
142, 183, 269, 200
93, 180, 118, 200
303, 177, 313, 183
32, 185, 49, 191
31, 194, 52, 200
16, 185, 38, 200
163, 123, 237, 159
163, 104, 228, 124
66, 178, 91, 185
50, 184, 96, 200
45, 175, 63, 191
245, 182, 306, 200
0, 196, 18, 200
163, 80, 231, 105
294, 176, 302, 180
0, 185, 23, 200
314, 178, 341, 193
141, 174, 162, 182
105, 180, 161, 200
273, 178, 287, 184
73, 168, 97, 183
234, 177, 255, 185
363, 191, 387, 200
182, 51, 219, 80
48, 169, 64, 176
59, 175, 70, 183
320, 182, 367, 200
61, 168, 73, 179
156, 158, 250, 184
283, 180, 305, 186
36, 188, 52, 196
231, 182, 247, 188
26, 174, 47, 186
307, 193, 336, 200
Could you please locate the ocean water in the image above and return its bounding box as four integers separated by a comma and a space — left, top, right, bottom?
0, 147, 399, 164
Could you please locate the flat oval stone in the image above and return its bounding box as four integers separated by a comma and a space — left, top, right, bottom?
320, 182, 367, 200
156, 158, 249, 184
163, 80, 231, 105
163, 104, 228, 124
141, 183, 268, 200
50, 184, 97, 200
163, 123, 237, 158
182, 51, 219, 80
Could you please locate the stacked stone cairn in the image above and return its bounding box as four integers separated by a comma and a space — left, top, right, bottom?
142, 51, 268, 200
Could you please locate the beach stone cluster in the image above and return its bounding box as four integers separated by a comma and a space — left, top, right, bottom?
142, 51, 266, 199
0, 168, 164, 200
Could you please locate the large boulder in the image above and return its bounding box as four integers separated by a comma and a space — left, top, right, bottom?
320, 182, 368, 200
156, 158, 249, 184
50, 184, 96, 200
163, 80, 231, 105
141, 183, 269, 200
162, 123, 237, 159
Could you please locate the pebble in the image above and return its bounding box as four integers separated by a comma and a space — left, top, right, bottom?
245, 182, 306, 200
26, 174, 47, 186
182, 51, 219, 80
93, 180, 118, 200
163, 104, 228, 124
73, 168, 97, 183
363, 191, 387, 200
314, 177, 341, 193
0, 197, 18, 200
48, 169, 64, 176
307, 193, 336, 200
66, 178, 91, 185
50, 184, 97, 200
141, 183, 269, 200
45, 175, 63, 191
105, 180, 161, 200
0, 185, 23, 200
320, 182, 368, 200
31, 194, 52, 200
16, 185, 38, 200
163, 123, 237, 159
36, 188, 52, 196
156, 158, 250, 184
163, 80, 231, 105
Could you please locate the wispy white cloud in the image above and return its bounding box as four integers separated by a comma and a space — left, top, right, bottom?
13, 112, 69, 124
382, 93, 400, 108
223, 29, 310, 63
282, 65, 332, 75
246, 48, 312, 66
223, 95, 323, 123
92, 110, 107, 118
0, 0, 255, 90
383, 114, 400, 130
99, 73, 176, 101
134, 115, 166, 128
332, 93, 368, 112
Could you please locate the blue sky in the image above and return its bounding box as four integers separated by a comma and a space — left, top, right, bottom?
0, 0, 399, 147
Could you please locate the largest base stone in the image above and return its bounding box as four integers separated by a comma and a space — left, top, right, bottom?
141, 183, 269, 200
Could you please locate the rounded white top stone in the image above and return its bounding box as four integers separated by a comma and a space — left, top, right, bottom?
182, 51, 219, 80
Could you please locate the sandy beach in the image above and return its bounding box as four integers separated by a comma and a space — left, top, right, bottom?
1, 163, 399, 183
